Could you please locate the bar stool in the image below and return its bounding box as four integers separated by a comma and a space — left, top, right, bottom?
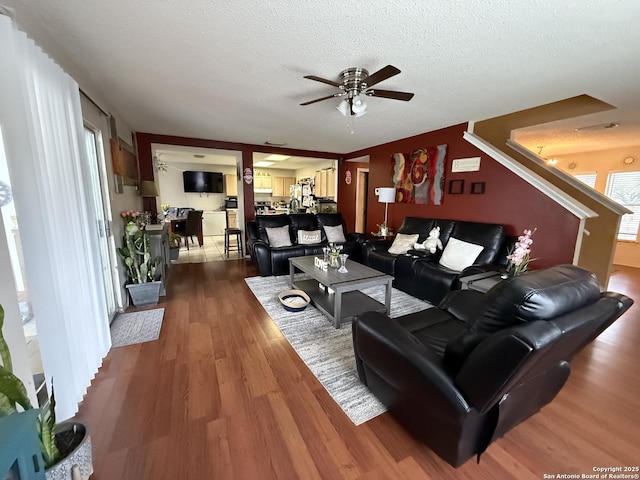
224, 210, 244, 257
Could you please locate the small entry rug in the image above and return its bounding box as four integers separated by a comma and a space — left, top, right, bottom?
245, 275, 432, 425
110, 308, 165, 347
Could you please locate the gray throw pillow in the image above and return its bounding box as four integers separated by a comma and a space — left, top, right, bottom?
323, 224, 346, 243
265, 225, 292, 247
297, 229, 322, 245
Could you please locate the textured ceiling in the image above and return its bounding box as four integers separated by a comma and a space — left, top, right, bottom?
7, 0, 640, 157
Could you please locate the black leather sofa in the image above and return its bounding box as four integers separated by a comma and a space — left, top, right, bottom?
352, 265, 633, 467
246, 212, 366, 276
362, 217, 506, 305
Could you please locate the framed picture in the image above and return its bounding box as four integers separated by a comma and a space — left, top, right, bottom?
448, 179, 464, 195
471, 182, 486, 194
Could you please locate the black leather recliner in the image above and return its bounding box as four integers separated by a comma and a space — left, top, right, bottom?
352, 265, 633, 467
246, 212, 366, 276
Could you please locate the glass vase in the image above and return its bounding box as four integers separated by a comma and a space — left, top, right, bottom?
338, 254, 349, 273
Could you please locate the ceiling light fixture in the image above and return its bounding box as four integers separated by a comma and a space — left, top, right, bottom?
254, 161, 275, 167
265, 141, 287, 147
574, 122, 620, 132
264, 154, 290, 161
536, 146, 558, 167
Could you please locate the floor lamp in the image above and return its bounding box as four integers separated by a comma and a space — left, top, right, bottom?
377, 187, 396, 236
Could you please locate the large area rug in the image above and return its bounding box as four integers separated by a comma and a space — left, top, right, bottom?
245, 275, 432, 425
110, 308, 165, 347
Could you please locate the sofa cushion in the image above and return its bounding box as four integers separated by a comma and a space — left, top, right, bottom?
388, 233, 420, 254
266, 225, 293, 247
290, 213, 318, 242
255, 214, 291, 243
438, 237, 484, 272
397, 217, 435, 242
323, 224, 346, 243
297, 229, 322, 245
449, 221, 506, 265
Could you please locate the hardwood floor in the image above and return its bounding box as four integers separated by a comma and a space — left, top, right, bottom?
76, 261, 640, 479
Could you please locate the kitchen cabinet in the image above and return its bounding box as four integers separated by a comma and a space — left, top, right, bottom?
202, 211, 226, 236
227, 209, 238, 228
224, 174, 238, 196
314, 170, 326, 198
315, 169, 336, 199
254, 175, 272, 190
272, 176, 296, 197
326, 169, 336, 197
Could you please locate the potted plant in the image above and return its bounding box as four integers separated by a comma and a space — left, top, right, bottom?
117, 210, 162, 307
169, 232, 181, 261
0, 304, 93, 479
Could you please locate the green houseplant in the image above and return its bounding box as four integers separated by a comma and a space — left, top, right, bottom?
0, 304, 93, 479
169, 232, 181, 261
117, 210, 162, 306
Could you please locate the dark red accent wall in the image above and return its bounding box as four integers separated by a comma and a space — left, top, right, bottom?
341, 123, 579, 268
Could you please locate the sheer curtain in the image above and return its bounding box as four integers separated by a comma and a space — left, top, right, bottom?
0, 14, 111, 420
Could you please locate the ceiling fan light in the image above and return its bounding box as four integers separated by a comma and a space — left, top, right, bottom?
351, 97, 367, 115
336, 99, 350, 116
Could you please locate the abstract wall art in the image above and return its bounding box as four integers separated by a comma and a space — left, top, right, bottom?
391, 144, 447, 204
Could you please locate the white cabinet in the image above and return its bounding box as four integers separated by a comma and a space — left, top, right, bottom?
202, 211, 226, 236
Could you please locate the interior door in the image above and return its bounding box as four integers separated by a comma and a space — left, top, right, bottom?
84, 125, 118, 320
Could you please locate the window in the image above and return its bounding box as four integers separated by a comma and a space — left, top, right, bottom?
605, 172, 640, 241
573, 173, 597, 188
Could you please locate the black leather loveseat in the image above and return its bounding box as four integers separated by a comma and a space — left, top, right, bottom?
352, 265, 633, 467
246, 212, 366, 276
362, 217, 506, 304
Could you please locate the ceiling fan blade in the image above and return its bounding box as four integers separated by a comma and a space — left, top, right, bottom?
303, 75, 342, 88
364, 65, 401, 88
300, 93, 342, 106
366, 89, 414, 101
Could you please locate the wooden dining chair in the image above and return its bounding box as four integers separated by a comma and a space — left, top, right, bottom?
177, 210, 203, 250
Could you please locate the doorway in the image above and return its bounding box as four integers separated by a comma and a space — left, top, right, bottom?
84, 124, 120, 320
355, 168, 369, 233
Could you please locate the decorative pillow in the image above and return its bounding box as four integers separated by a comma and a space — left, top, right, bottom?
323, 224, 347, 243
297, 229, 322, 245
388, 233, 420, 255
438, 237, 484, 272
265, 225, 292, 247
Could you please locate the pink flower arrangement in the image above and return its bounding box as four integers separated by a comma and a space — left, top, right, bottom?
120, 210, 140, 225
506, 228, 536, 276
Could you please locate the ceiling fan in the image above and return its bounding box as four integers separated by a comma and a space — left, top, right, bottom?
300, 65, 414, 117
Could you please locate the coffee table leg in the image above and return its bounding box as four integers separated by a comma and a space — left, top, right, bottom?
385, 279, 392, 315
289, 261, 294, 287
334, 291, 342, 329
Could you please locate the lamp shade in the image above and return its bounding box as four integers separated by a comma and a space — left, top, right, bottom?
377, 187, 395, 203
139, 180, 158, 197
336, 99, 350, 117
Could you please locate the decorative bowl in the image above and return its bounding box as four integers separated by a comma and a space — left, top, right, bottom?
278, 289, 311, 312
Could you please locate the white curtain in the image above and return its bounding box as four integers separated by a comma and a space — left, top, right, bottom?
0, 14, 111, 420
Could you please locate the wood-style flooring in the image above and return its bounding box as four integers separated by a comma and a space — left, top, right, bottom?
76, 261, 640, 479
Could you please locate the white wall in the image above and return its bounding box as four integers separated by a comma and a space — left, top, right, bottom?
555, 145, 640, 268
158, 161, 237, 212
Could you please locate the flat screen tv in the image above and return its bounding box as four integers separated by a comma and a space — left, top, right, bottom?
183, 171, 224, 193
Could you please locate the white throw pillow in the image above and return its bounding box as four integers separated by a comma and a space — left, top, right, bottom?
323, 224, 347, 243
297, 229, 322, 245
265, 225, 292, 247
438, 237, 484, 272
388, 233, 420, 255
